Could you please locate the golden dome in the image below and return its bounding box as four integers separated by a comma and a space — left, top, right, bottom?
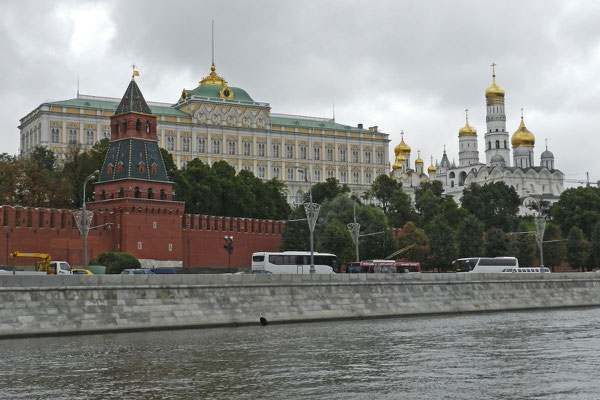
392, 161, 403, 170
459, 121, 477, 136
427, 164, 437, 174
394, 137, 411, 156
415, 157, 424, 165
485, 75, 505, 99
511, 117, 535, 147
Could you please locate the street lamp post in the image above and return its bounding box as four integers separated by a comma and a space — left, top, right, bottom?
527, 192, 546, 267
295, 166, 319, 274
4, 232, 9, 266
223, 236, 234, 273
82, 170, 99, 270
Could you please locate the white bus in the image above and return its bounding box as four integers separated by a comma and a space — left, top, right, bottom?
251, 251, 337, 274
453, 257, 519, 273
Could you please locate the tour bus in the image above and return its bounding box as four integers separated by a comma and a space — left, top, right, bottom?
251, 251, 337, 274
453, 257, 519, 273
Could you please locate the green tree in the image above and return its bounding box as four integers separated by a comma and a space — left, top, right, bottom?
591, 222, 600, 269
416, 189, 440, 224
89, 252, 141, 274
388, 189, 415, 228
367, 174, 401, 214
0, 153, 17, 205
61, 141, 108, 207
319, 219, 355, 268
456, 214, 484, 258
484, 228, 509, 257
543, 223, 566, 270
510, 224, 535, 266
308, 178, 350, 204
566, 226, 590, 271
396, 221, 429, 266
460, 182, 520, 231
425, 216, 457, 272
414, 180, 444, 207
552, 187, 600, 238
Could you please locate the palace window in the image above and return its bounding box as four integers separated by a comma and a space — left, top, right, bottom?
243, 164, 252, 172
340, 170, 347, 183
51, 128, 59, 143
326, 147, 333, 161
339, 148, 346, 162
376, 151, 383, 164
103, 130, 110, 139
198, 137, 206, 153
166, 136, 174, 151
286, 144, 294, 158
212, 138, 221, 154
273, 166, 280, 179
314, 169, 321, 182
182, 137, 190, 152
258, 165, 266, 179
313, 146, 321, 161
85, 130, 94, 146
272, 143, 280, 158
68, 130, 77, 144
258, 142, 266, 157
286, 167, 294, 180
352, 149, 359, 163
365, 171, 372, 184
352, 171, 359, 184
365, 150, 371, 164
228, 139, 236, 155
327, 168, 334, 179
243, 141, 251, 156
300, 145, 307, 160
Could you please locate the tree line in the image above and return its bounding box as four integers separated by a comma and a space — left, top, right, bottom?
2, 144, 599, 270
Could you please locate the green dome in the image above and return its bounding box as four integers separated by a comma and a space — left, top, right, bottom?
186, 84, 254, 102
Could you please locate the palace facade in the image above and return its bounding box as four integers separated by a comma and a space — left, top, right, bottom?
18, 64, 391, 205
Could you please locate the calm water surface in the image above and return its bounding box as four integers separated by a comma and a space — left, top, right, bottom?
1, 308, 600, 399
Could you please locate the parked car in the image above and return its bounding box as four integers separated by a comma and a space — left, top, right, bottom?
71, 269, 93, 275
121, 269, 155, 275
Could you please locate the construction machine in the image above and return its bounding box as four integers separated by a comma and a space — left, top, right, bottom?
8, 252, 72, 275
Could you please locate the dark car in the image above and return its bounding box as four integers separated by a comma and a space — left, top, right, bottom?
121, 269, 155, 275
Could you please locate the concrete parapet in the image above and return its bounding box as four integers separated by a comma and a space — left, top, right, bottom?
1, 273, 600, 338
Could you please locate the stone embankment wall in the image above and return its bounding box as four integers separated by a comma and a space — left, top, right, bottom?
1, 273, 599, 338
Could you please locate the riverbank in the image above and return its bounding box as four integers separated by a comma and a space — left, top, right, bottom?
1, 273, 599, 339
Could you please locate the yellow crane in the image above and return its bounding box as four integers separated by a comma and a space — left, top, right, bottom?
9, 252, 52, 274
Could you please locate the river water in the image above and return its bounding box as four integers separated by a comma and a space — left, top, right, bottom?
1, 307, 600, 399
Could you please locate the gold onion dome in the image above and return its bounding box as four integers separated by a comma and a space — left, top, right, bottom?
394, 137, 411, 156
459, 121, 477, 136
485, 75, 505, 99
415, 157, 424, 165
392, 161, 403, 170
427, 164, 437, 174
511, 117, 535, 147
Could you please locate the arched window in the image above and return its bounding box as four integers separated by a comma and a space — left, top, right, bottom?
160, 189, 166, 200
134, 187, 141, 198
495, 140, 500, 149
118, 188, 124, 198
136, 119, 141, 132
146, 121, 151, 134
100, 190, 106, 200
488, 141, 491, 150
504, 140, 507, 149
122, 121, 127, 133
459, 171, 467, 186
115, 123, 119, 134
147, 188, 154, 199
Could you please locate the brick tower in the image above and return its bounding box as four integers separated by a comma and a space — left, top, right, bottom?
87, 72, 185, 267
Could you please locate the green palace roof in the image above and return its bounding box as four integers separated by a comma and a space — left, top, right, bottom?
270, 115, 375, 133
186, 84, 254, 103
45, 97, 189, 118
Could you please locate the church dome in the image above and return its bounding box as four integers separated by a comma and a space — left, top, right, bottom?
427, 164, 437, 174
459, 121, 477, 136
485, 75, 505, 99
394, 137, 411, 156
415, 157, 424, 165
511, 118, 535, 147
491, 153, 505, 163
541, 149, 554, 159
392, 162, 403, 170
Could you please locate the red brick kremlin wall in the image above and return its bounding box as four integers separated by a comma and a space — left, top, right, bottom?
0, 205, 283, 270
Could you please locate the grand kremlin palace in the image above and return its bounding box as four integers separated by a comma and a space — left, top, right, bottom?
18, 64, 391, 205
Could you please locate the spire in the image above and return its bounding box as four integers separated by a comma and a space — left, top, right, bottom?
114, 72, 152, 116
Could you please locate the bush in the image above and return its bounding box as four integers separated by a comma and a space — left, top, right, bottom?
89, 252, 141, 274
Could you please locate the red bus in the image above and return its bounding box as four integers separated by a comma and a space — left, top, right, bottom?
395, 261, 421, 273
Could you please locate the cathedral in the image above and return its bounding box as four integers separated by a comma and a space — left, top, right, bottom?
391, 68, 564, 215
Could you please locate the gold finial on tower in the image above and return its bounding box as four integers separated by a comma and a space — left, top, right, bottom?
131, 63, 139, 80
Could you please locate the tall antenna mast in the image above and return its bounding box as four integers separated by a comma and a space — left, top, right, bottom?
212, 20, 215, 66
77, 74, 80, 98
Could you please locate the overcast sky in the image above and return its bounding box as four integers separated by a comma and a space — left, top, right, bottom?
1, 0, 599, 186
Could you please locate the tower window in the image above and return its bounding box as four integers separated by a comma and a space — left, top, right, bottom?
504, 140, 507, 149
495, 129, 498, 132
136, 119, 141, 132
495, 140, 500, 149
146, 121, 151, 134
